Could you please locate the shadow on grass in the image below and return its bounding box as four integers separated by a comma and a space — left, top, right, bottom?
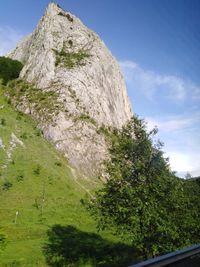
43, 224, 136, 267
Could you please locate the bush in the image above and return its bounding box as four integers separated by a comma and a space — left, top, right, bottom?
58, 12, 73, 22
20, 132, 28, 139
74, 113, 97, 125
33, 165, 41, 175
35, 129, 43, 136
0, 118, 6, 126
0, 57, 23, 85
53, 48, 90, 69
55, 162, 62, 167
0, 233, 6, 251
16, 174, 24, 182
2, 181, 13, 191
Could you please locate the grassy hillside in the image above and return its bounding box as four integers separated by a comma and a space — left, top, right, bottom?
0, 86, 134, 267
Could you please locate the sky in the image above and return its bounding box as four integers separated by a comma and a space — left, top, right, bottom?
0, 0, 199, 177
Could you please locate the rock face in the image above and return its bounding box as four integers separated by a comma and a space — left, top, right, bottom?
8, 2, 132, 176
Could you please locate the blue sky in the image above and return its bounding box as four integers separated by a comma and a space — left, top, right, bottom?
0, 0, 200, 177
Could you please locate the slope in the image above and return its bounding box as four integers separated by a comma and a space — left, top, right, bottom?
0, 85, 134, 266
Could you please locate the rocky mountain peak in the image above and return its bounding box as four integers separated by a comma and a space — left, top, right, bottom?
44, 2, 74, 23
8, 3, 133, 176
45, 2, 61, 14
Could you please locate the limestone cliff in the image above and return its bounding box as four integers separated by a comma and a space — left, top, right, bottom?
8, 3, 132, 176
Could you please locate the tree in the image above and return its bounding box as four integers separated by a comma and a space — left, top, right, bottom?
0, 56, 23, 85
179, 178, 200, 245
87, 116, 191, 258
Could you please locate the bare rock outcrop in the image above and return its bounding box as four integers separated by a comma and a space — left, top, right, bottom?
8, 3, 133, 176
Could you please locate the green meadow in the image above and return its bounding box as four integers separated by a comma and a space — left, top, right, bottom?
0, 87, 134, 266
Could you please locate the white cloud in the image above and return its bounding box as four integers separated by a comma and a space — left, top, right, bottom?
146, 113, 200, 132
119, 59, 200, 177
166, 151, 200, 177
0, 26, 23, 56
146, 114, 200, 177
120, 60, 200, 102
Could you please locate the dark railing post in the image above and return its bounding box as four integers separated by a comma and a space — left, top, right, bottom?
128, 244, 200, 267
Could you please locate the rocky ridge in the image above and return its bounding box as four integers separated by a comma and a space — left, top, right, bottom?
8, 2, 133, 176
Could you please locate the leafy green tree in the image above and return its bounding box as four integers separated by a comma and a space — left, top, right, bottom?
87, 116, 195, 258
0, 56, 23, 85
178, 179, 200, 246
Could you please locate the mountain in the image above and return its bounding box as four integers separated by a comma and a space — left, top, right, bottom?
8, 2, 132, 176
0, 3, 134, 265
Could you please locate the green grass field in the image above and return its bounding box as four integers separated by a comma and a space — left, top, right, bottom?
0, 87, 135, 266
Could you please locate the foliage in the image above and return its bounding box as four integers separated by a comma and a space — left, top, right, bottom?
2, 181, 13, 191
55, 161, 62, 167
0, 232, 7, 251
74, 113, 97, 126
178, 179, 200, 245
53, 48, 90, 69
33, 164, 41, 175
58, 12, 74, 22
0, 57, 23, 85
0, 118, 6, 126
5, 79, 62, 122
16, 174, 24, 182
87, 116, 200, 259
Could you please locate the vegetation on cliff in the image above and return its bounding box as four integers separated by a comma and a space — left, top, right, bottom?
6, 79, 62, 123
53, 48, 90, 69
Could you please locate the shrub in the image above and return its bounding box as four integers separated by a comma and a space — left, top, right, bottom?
33, 165, 41, 175
0, 118, 6, 126
55, 162, 62, 167
33, 198, 40, 210
68, 40, 73, 47
58, 12, 73, 22
74, 113, 97, 126
0, 57, 23, 85
0, 232, 6, 251
16, 174, 24, 182
20, 132, 28, 139
35, 129, 43, 136
2, 181, 13, 191
53, 48, 90, 69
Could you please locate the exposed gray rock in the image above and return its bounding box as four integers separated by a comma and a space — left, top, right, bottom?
0, 137, 5, 150
1, 133, 25, 170
8, 3, 133, 176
